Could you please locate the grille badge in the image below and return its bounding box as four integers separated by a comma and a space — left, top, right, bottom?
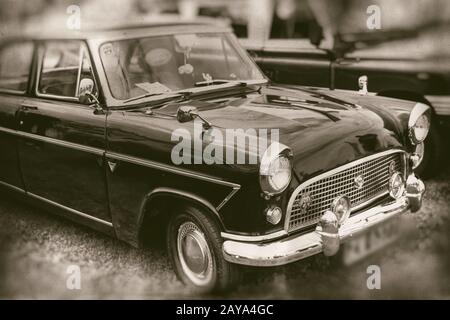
354, 174, 365, 189
389, 160, 396, 175
298, 192, 312, 213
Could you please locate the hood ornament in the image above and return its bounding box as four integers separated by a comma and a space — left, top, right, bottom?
358, 75, 368, 95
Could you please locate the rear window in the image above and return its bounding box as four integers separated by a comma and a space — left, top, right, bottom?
0, 42, 34, 92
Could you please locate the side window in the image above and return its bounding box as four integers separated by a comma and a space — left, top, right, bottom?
38, 41, 97, 98
0, 41, 34, 92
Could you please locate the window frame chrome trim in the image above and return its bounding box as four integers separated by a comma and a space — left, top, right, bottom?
285, 149, 408, 233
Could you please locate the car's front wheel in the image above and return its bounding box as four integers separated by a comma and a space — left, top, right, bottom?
167, 206, 239, 293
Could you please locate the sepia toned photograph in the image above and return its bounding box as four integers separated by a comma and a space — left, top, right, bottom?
0, 0, 449, 305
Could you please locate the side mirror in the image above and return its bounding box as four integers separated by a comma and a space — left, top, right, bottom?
177, 106, 199, 123
78, 78, 95, 99
176, 106, 211, 129
78, 90, 104, 115
79, 91, 100, 105
79, 92, 93, 105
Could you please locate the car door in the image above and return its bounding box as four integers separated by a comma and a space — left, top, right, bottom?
0, 40, 34, 191
16, 40, 110, 224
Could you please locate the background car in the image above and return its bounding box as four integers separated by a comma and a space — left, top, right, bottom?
188, 0, 449, 178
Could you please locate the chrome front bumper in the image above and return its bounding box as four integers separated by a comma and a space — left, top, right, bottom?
222, 174, 425, 267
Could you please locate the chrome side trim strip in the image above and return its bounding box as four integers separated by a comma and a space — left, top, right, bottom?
216, 187, 240, 211
143, 187, 220, 218
106, 152, 241, 189
0, 126, 104, 156
0, 126, 241, 189
27, 192, 113, 228
285, 149, 407, 232
0, 180, 26, 194
0, 179, 113, 228
221, 230, 288, 242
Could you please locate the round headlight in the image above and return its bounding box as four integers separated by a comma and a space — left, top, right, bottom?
260, 142, 292, 195
389, 172, 405, 199
408, 103, 431, 145
266, 207, 283, 225
267, 156, 291, 191
410, 114, 430, 144
330, 196, 351, 224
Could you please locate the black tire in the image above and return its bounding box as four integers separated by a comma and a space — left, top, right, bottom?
167, 205, 240, 293
413, 118, 444, 179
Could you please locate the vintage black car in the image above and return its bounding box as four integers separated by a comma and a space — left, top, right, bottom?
0, 22, 427, 292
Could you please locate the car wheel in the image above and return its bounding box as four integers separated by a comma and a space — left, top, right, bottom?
167, 206, 239, 293
413, 122, 443, 179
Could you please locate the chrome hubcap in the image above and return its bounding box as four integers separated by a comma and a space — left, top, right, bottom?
177, 222, 213, 286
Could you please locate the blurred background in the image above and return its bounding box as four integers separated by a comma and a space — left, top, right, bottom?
1, 0, 449, 39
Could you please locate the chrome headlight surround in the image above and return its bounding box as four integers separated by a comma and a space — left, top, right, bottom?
408, 103, 431, 145
259, 142, 293, 196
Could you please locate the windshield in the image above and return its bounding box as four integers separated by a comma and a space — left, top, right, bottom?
99, 32, 265, 100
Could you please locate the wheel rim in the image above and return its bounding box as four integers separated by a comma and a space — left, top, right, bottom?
177, 221, 213, 286
414, 142, 425, 169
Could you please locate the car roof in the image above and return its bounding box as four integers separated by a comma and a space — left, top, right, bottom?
3, 18, 232, 42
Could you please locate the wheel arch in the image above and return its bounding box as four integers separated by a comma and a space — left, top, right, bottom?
136, 187, 225, 247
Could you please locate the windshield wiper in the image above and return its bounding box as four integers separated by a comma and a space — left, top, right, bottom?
194, 79, 242, 87
194, 79, 267, 87
124, 92, 172, 103
124, 79, 267, 103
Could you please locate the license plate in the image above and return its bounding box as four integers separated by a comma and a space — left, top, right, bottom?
342, 217, 400, 266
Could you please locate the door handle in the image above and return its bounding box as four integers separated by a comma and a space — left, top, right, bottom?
21, 104, 38, 111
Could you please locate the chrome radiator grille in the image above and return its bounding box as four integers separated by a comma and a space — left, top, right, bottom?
286, 151, 406, 232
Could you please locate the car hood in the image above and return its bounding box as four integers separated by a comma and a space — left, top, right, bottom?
154, 84, 414, 181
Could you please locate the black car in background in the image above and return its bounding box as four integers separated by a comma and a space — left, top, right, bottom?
236, 0, 450, 178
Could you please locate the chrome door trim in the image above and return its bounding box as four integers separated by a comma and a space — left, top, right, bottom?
0, 179, 113, 228
0, 126, 242, 189
27, 192, 113, 228
0, 180, 26, 194
0, 126, 104, 156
